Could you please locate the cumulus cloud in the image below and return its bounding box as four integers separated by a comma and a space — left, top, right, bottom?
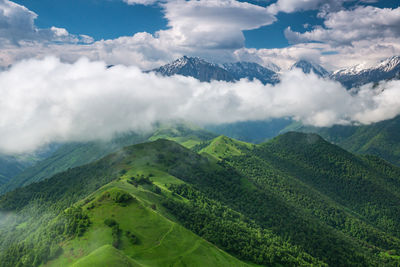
235, 38, 400, 72
234, 45, 324, 71
0, 0, 279, 69
0, 0, 38, 44
285, 6, 400, 46
0, 0, 93, 46
267, 0, 354, 15
123, 0, 159, 5
159, 0, 276, 50
1, 57, 400, 154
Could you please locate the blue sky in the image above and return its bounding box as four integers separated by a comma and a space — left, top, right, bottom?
13, 0, 168, 40
2, 0, 400, 70
12, 0, 398, 49
13, 0, 295, 48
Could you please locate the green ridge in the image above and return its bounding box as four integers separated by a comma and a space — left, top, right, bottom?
2, 135, 400, 266
199, 135, 253, 160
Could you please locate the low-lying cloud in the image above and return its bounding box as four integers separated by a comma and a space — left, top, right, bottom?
0, 57, 399, 154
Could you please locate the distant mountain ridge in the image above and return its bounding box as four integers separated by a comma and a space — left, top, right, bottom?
291, 59, 329, 77
151, 55, 400, 88
150, 56, 235, 82
150, 56, 279, 84
222, 61, 280, 84
331, 55, 400, 88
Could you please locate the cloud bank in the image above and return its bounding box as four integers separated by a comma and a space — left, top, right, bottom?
286, 6, 400, 46
1, 57, 400, 154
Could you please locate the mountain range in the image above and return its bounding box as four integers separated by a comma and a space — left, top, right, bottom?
150, 56, 280, 84
331, 56, 400, 88
150, 55, 400, 88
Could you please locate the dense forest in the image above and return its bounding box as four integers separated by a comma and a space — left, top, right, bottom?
0, 134, 399, 266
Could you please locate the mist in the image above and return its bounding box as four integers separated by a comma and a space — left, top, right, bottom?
0, 56, 399, 154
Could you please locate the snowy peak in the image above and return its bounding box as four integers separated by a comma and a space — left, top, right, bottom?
331, 55, 400, 88
168, 56, 214, 70
332, 63, 371, 76
222, 61, 279, 84
333, 56, 400, 76
376, 56, 400, 72
150, 56, 235, 82
151, 56, 280, 84
291, 60, 329, 77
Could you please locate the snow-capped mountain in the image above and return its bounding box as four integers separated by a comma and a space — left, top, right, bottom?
150, 56, 280, 84
263, 61, 281, 73
150, 56, 235, 82
331, 56, 400, 88
221, 61, 280, 84
291, 60, 329, 77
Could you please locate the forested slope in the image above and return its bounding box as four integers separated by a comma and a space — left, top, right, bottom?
1, 134, 400, 266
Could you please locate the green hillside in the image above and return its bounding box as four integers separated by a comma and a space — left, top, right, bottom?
202, 133, 400, 266
198, 135, 253, 160
0, 155, 27, 185
284, 115, 400, 166
0, 132, 147, 194
148, 122, 217, 149
0, 151, 52, 185
46, 186, 247, 267
71, 245, 142, 267
0, 124, 216, 195
1, 135, 400, 266
0, 139, 315, 267
205, 116, 400, 169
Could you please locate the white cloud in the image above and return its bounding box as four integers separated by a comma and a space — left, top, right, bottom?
0, 0, 93, 46
123, 0, 159, 5
235, 38, 400, 72
93, 0, 275, 66
267, 0, 352, 15
285, 6, 400, 46
1, 57, 400, 154
0, 0, 278, 69
51, 26, 68, 37
158, 0, 276, 50
0, 0, 38, 44
234, 45, 323, 70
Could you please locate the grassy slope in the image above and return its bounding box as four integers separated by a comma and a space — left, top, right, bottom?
46, 184, 248, 267
0, 139, 251, 267
4, 134, 400, 266
199, 135, 253, 160
71, 245, 142, 267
